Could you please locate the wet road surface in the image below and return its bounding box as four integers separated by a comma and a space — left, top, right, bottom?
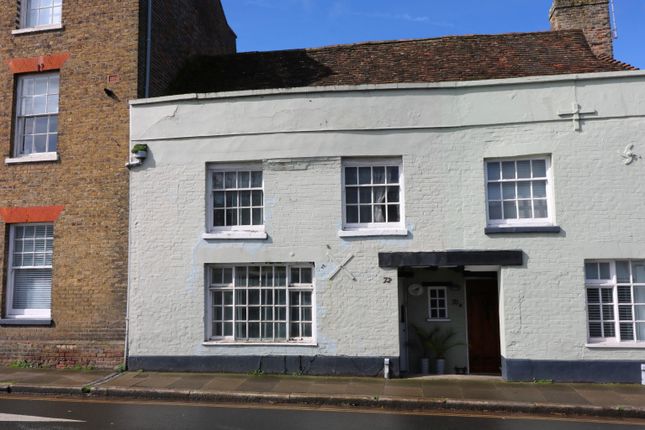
0, 396, 644, 430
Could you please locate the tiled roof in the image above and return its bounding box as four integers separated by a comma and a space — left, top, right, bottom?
166, 30, 637, 95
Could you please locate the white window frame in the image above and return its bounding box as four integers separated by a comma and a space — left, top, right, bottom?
427, 286, 449, 321
585, 260, 645, 345
206, 163, 265, 237
484, 156, 555, 227
5, 223, 53, 319
341, 158, 405, 234
206, 264, 315, 344
13, 72, 59, 158
19, 0, 62, 30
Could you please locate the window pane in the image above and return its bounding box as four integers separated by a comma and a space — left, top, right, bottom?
373, 187, 386, 204
374, 205, 386, 223
372, 166, 385, 184
517, 182, 531, 199
387, 205, 400, 223
290, 268, 300, 284
502, 182, 515, 199
517, 161, 531, 178
634, 286, 645, 303
487, 162, 500, 180
488, 202, 502, 220
213, 172, 224, 189
518, 200, 532, 219
589, 322, 602, 337
345, 167, 357, 185
301, 268, 312, 284
226, 209, 237, 226
225, 172, 236, 188
386, 166, 399, 184
487, 183, 501, 201
533, 200, 548, 218
251, 171, 262, 188
359, 188, 371, 204
251, 190, 263, 206
603, 323, 615, 337
359, 205, 372, 223
502, 161, 515, 179
502, 201, 517, 219
387, 186, 399, 203
620, 323, 634, 341
274, 267, 286, 286
239, 191, 251, 207
532, 160, 547, 177
617, 286, 632, 303
637, 323, 645, 341
346, 206, 358, 223
345, 187, 358, 204
252, 208, 262, 225
238, 171, 250, 188
634, 305, 645, 320
616, 261, 631, 283
632, 261, 645, 283
599, 263, 610, 280
619, 305, 633, 321
358, 167, 371, 184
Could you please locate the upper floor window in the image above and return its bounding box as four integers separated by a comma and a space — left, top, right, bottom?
485, 157, 553, 226
585, 260, 645, 343
14, 72, 59, 157
208, 164, 263, 233
6, 224, 54, 319
342, 158, 404, 231
21, 0, 62, 28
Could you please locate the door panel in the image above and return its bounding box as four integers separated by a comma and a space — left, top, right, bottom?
466, 279, 501, 374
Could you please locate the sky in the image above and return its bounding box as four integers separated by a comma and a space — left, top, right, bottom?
221, 0, 644, 69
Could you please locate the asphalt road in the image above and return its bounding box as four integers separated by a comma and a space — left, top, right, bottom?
0, 397, 644, 430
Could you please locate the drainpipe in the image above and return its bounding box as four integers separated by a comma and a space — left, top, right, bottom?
144, 0, 153, 98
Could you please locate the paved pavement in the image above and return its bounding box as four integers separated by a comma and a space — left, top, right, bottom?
1, 368, 645, 418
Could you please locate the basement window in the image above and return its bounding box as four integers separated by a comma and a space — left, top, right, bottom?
585, 260, 645, 344
207, 264, 314, 343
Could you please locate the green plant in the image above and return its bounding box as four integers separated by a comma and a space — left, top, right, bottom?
114, 363, 126, 373
248, 369, 264, 376
411, 325, 462, 359
69, 364, 96, 372
131, 144, 148, 154
81, 385, 92, 394
9, 360, 35, 369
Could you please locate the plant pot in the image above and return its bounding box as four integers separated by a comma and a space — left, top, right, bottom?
134, 150, 147, 160
420, 358, 430, 375
435, 358, 446, 375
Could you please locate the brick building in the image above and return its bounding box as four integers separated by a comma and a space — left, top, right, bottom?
0, 0, 235, 368
127, 1, 645, 383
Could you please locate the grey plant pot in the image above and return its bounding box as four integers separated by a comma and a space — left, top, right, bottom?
420, 358, 430, 375
134, 150, 148, 160
435, 358, 446, 375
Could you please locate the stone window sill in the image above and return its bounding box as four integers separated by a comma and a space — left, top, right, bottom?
426, 318, 451, 323
485, 225, 561, 235
5, 152, 59, 165
585, 342, 645, 349
12, 24, 64, 35
202, 230, 268, 240
0, 318, 52, 326
338, 228, 408, 238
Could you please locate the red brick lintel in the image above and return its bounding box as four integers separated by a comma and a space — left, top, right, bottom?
7, 52, 71, 74
0, 206, 65, 223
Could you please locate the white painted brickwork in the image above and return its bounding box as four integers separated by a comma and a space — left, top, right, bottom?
128, 72, 645, 362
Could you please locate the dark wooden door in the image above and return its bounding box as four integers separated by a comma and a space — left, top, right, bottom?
466, 279, 501, 374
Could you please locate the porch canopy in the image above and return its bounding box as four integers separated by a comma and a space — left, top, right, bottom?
378, 250, 523, 268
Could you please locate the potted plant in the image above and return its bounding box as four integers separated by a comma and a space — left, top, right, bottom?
131, 144, 148, 160
412, 325, 462, 375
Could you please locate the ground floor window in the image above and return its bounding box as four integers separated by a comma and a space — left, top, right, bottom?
427, 286, 448, 320
208, 264, 314, 342
585, 260, 645, 342
6, 224, 54, 319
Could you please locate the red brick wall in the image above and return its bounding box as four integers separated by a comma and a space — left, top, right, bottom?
0, 0, 234, 369
550, 0, 613, 58
147, 0, 237, 97
0, 0, 141, 369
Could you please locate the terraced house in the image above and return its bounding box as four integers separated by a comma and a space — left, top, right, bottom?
0, 0, 235, 367
127, 0, 645, 383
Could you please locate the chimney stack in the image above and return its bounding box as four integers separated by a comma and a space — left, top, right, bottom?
549, 0, 613, 58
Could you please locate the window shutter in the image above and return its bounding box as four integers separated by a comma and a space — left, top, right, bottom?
12, 268, 51, 309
